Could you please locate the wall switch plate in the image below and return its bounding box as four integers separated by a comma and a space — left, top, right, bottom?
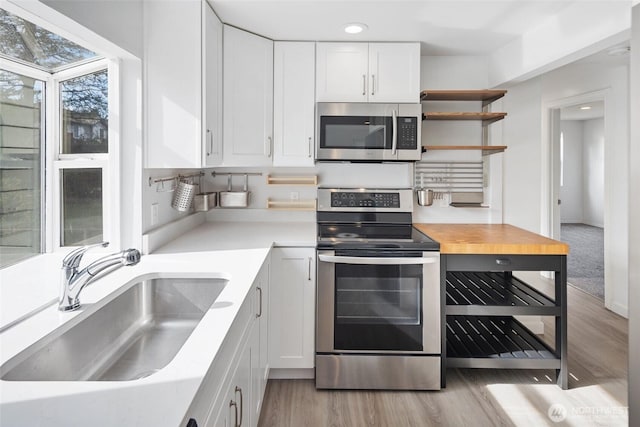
151, 203, 159, 225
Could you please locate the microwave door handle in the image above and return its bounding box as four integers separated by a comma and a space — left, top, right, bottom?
318, 254, 437, 265
391, 109, 398, 156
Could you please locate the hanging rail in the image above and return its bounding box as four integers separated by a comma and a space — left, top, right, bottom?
211, 172, 263, 178
148, 171, 204, 187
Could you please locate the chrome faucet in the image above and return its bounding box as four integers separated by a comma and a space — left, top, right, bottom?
58, 242, 141, 312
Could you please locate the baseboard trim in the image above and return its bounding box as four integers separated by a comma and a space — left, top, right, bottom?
268, 368, 314, 380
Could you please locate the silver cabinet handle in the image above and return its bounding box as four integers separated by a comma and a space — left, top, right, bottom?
206, 129, 212, 156
318, 254, 437, 265
307, 257, 312, 281
308, 137, 312, 158
265, 136, 272, 157
256, 286, 262, 318
236, 386, 243, 427
229, 399, 238, 427
371, 74, 375, 96
362, 74, 366, 96
391, 109, 397, 156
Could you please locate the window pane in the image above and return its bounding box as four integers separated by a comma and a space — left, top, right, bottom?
61, 168, 103, 246
61, 70, 108, 154
0, 9, 99, 71
0, 69, 44, 268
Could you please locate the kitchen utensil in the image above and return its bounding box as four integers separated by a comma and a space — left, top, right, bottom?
219, 174, 250, 208
416, 189, 433, 206
194, 192, 217, 211
171, 178, 196, 211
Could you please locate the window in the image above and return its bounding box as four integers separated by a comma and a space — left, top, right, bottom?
0, 70, 44, 266
0, 9, 115, 268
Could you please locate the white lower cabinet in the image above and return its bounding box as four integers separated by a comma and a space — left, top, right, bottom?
181, 257, 270, 427
209, 330, 252, 427
269, 247, 316, 370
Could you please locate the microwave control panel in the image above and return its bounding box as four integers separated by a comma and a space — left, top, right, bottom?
397, 117, 418, 149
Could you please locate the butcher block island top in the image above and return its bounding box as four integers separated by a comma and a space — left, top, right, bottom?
414, 223, 569, 255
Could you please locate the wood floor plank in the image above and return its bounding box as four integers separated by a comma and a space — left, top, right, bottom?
259, 280, 628, 426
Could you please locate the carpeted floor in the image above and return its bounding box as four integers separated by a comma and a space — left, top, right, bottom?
560, 223, 604, 300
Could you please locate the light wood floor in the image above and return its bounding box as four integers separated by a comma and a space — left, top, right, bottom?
258, 284, 628, 427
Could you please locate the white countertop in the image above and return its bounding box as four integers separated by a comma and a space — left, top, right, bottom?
0, 220, 315, 426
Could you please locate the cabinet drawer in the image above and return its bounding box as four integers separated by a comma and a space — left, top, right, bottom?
444, 254, 566, 272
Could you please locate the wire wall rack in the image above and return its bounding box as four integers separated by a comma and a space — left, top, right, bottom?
414, 161, 484, 193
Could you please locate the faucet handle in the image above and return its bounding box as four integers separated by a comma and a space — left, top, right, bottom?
62, 241, 109, 269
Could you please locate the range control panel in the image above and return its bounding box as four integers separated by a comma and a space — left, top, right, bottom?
330, 192, 401, 208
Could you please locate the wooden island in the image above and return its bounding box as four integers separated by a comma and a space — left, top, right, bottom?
414, 223, 570, 389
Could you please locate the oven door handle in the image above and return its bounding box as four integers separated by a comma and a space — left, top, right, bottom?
318, 254, 437, 265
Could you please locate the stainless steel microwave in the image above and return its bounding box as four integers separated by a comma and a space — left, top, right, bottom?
316, 102, 422, 162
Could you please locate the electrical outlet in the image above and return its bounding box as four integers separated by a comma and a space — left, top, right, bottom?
290, 191, 300, 201
151, 203, 159, 225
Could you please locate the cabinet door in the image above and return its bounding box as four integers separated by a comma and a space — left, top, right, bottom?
316, 43, 368, 102
269, 247, 316, 369
208, 336, 252, 427
223, 25, 274, 166
368, 43, 420, 103
273, 42, 315, 166
144, 0, 202, 168
203, 2, 223, 166
252, 260, 269, 424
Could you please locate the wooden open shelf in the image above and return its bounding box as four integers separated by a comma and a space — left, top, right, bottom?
422, 112, 507, 125
423, 145, 507, 156
266, 175, 318, 186
420, 89, 507, 106
266, 199, 317, 211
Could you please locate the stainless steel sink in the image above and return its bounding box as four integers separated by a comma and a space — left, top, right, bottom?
1, 277, 228, 381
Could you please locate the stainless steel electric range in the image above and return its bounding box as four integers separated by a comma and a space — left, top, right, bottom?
315, 188, 442, 390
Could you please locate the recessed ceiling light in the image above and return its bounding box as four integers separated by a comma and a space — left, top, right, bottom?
580, 106, 592, 110
344, 23, 368, 34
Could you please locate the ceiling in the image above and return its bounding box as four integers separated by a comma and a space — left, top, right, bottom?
211, 0, 585, 55
561, 100, 605, 121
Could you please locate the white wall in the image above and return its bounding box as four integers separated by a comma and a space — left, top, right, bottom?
560, 118, 605, 226
559, 120, 584, 223
628, 4, 640, 425
415, 55, 503, 224
40, 0, 143, 58
582, 118, 605, 227
503, 58, 629, 317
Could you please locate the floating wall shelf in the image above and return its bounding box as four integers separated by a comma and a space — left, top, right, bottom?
420, 89, 507, 106
266, 175, 318, 186
266, 199, 317, 211
423, 145, 507, 156
422, 112, 507, 125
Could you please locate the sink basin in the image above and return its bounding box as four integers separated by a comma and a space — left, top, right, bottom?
1, 277, 228, 381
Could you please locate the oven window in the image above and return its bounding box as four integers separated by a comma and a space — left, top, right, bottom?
320, 116, 390, 149
334, 263, 423, 351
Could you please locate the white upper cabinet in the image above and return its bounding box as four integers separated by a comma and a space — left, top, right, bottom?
203, 2, 223, 166
316, 43, 369, 102
368, 43, 421, 103
273, 42, 316, 167
316, 42, 420, 103
223, 25, 274, 166
144, 0, 222, 168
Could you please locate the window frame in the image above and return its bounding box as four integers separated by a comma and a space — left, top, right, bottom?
51, 58, 120, 252
1, 57, 120, 257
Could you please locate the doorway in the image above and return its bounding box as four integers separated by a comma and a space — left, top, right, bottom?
548, 91, 608, 304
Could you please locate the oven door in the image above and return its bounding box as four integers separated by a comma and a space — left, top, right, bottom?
316, 249, 440, 355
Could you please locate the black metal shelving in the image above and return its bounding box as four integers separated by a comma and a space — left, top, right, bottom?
441, 254, 568, 389
446, 315, 560, 369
